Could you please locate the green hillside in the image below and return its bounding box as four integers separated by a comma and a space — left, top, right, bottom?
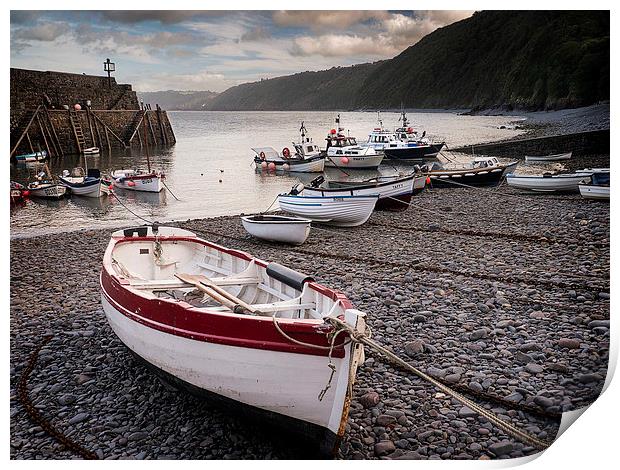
207, 10, 609, 111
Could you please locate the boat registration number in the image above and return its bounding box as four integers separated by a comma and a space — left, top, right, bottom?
141, 179, 152, 184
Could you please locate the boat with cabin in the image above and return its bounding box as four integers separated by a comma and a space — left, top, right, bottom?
387, 110, 445, 160
303, 173, 426, 211
323, 115, 383, 169
423, 157, 518, 187
100, 224, 367, 456
253, 123, 325, 173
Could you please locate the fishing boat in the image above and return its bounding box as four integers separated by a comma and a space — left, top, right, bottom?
83, 147, 100, 155
506, 173, 590, 192
253, 123, 326, 173
303, 173, 425, 211
14, 150, 47, 163
524, 151, 572, 162
278, 184, 378, 226
60, 168, 110, 198
27, 164, 67, 199
579, 172, 610, 200
100, 224, 367, 456
112, 118, 164, 192
323, 115, 384, 169
423, 157, 518, 187
241, 215, 312, 245
387, 109, 445, 160
10, 181, 28, 203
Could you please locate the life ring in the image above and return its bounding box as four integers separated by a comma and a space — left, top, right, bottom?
259, 151, 266, 160
282, 147, 291, 159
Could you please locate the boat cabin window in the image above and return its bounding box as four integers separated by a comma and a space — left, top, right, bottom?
336, 150, 342, 155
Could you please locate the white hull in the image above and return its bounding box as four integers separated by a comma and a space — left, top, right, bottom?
303, 176, 418, 201
112, 170, 164, 192
256, 159, 325, 173
83, 147, 100, 155
325, 153, 384, 169
102, 295, 358, 435
241, 216, 311, 245
506, 174, 590, 192
579, 185, 610, 199
576, 168, 610, 174
278, 195, 377, 227
28, 184, 66, 199
525, 152, 572, 162
60, 177, 106, 198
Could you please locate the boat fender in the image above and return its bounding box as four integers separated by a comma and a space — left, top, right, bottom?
266, 263, 314, 292
259, 151, 266, 160
282, 147, 291, 159
123, 226, 149, 237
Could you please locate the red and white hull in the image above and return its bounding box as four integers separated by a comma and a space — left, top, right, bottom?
112, 170, 164, 192
100, 226, 366, 455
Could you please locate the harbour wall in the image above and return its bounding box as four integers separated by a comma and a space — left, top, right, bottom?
10, 68, 176, 157
454, 129, 610, 158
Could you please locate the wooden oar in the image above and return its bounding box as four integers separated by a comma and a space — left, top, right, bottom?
175, 273, 262, 315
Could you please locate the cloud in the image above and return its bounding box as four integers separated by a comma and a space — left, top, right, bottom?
291, 34, 390, 58
273, 10, 389, 31
12, 22, 67, 42
98, 10, 209, 24
240, 26, 271, 42
10, 11, 42, 25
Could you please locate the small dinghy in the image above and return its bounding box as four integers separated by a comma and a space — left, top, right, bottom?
241, 214, 312, 245
83, 147, 100, 155
14, 150, 47, 163
506, 173, 590, 192
27, 164, 67, 199
101, 225, 367, 456
278, 184, 378, 227
524, 151, 572, 162
303, 173, 426, 211
579, 172, 610, 200
10, 181, 28, 203
60, 168, 109, 198
424, 157, 518, 187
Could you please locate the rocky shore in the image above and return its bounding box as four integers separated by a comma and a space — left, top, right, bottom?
10, 183, 610, 460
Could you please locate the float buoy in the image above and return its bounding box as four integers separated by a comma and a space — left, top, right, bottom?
330, 129, 337, 134
282, 147, 291, 158
341, 156, 350, 165
283, 163, 290, 171
425, 176, 431, 185
127, 181, 136, 187
268, 162, 276, 171
74, 104, 82, 111
22, 190, 30, 197
259, 151, 266, 160
260, 161, 268, 169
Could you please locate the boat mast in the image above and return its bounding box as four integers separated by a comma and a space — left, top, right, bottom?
142, 112, 152, 173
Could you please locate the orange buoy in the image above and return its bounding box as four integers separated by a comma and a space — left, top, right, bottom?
425, 176, 431, 185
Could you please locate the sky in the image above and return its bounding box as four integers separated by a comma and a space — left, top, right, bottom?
10, 10, 474, 93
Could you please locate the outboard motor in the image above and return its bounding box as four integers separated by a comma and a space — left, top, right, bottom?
289, 182, 305, 195
309, 175, 325, 188
62, 169, 70, 177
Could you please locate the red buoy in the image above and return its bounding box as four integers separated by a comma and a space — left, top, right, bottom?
425, 176, 431, 185
330, 129, 337, 134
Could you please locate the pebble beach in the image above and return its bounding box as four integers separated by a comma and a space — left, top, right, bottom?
10, 175, 610, 460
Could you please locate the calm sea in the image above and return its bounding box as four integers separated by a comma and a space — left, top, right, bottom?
10, 110, 526, 238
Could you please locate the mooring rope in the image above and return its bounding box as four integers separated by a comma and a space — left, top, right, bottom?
110, 191, 155, 225
161, 179, 181, 201
324, 316, 551, 451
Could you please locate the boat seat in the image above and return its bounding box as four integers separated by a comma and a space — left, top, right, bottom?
129, 275, 262, 290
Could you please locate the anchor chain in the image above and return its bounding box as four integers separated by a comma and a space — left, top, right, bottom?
16, 335, 99, 460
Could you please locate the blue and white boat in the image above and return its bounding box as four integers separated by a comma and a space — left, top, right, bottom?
278, 184, 378, 227
59, 168, 109, 198
14, 150, 47, 163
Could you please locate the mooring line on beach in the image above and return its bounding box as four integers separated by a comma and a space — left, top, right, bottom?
161, 179, 181, 201
326, 317, 552, 450
180, 224, 608, 293
17, 335, 100, 460
110, 191, 155, 225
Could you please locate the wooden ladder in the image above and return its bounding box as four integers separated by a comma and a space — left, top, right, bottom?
69, 110, 86, 153
10, 106, 41, 157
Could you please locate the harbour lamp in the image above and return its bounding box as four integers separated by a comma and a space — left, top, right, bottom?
103, 58, 116, 88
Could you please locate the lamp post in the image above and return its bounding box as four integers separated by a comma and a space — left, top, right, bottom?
103, 58, 115, 88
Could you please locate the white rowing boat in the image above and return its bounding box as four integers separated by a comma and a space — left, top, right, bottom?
579, 185, 610, 199
100, 225, 367, 456
524, 152, 572, 162
506, 173, 590, 192
241, 215, 312, 245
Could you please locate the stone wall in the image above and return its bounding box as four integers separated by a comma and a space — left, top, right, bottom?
10, 109, 176, 157
453, 129, 610, 158
10, 68, 140, 110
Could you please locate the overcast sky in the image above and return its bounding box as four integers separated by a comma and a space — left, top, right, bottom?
10, 10, 474, 92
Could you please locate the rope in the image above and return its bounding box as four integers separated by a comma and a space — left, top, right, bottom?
110, 191, 154, 225
161, 179, 181, 201
325, 317, 551, 451
17, 335, 99, 459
